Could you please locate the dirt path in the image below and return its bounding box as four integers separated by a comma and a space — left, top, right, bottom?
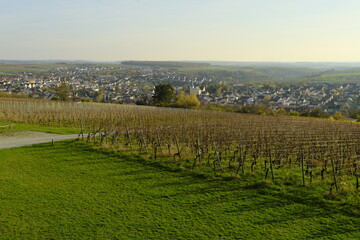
0, 131, 79, 149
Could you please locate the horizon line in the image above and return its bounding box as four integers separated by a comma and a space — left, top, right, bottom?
2, 59, 360, 64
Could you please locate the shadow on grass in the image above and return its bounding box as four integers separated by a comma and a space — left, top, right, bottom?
33, 140, 360, 237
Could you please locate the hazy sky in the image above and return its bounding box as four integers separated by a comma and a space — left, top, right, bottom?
1, 0, 360, 61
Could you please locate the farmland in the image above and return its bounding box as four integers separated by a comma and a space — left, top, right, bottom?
0, 64, 58, 75
1, 99, 360, 192
1, 99, 360, 238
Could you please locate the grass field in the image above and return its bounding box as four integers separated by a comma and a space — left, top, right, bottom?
0, 122, 81, 135
1, 140, 360, 239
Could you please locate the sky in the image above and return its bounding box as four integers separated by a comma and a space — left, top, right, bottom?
1, 0, 360, 62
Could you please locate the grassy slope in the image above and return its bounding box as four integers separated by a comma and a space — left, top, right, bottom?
1, 141, 360, 239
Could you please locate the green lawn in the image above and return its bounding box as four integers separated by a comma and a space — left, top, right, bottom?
1, 141, 360, 239
0, 122, 81, 135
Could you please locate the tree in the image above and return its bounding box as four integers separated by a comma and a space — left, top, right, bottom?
262, 82, 276, 90
341, 103, 350, 115
215, 87, 223, 97
174, 91, 200, 108
300, 108, 329, 118
332, 111, 343, 120
55, 82, 71, 101
263, 95, 272, 102
95, 92, 104, 103
153, 84, 175, 105
277, 108, 286, 115
290, 110, 300, 117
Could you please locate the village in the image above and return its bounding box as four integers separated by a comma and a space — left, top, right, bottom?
0, 64, 359, 115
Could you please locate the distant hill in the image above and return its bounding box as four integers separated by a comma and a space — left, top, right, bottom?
0, 60, 104, 64
234, 66, 318, 80
3, 59, 360, 83
198, 61, 360, 70
175, 65, 320, 83
305, 67, 360, 83
121, 61, 211, 68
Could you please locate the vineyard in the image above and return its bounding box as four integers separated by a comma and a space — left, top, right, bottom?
1, 99, 360, 193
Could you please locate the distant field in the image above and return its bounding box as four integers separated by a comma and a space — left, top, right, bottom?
319, 72, 360, 82
176, 65, 253, 72
304, 69, 360, 83
1, 140, 360, 239
176, 65, 319, 83
121, 60, 211, 68
321, 73, 360, 77
0, 64, 58, 75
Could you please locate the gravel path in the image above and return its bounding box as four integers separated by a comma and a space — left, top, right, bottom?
0, 131, 79, 149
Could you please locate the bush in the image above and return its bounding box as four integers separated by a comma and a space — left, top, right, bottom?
300, 108, 330, 118
172, 91, 200, 108
236, 104, 275, 115
332, 111, 343, 120
290, 110, 300, 116
277, 108, 286, 115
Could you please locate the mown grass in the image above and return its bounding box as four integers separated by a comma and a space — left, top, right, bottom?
1, 140, 360, 239
0, 121, 81, 135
